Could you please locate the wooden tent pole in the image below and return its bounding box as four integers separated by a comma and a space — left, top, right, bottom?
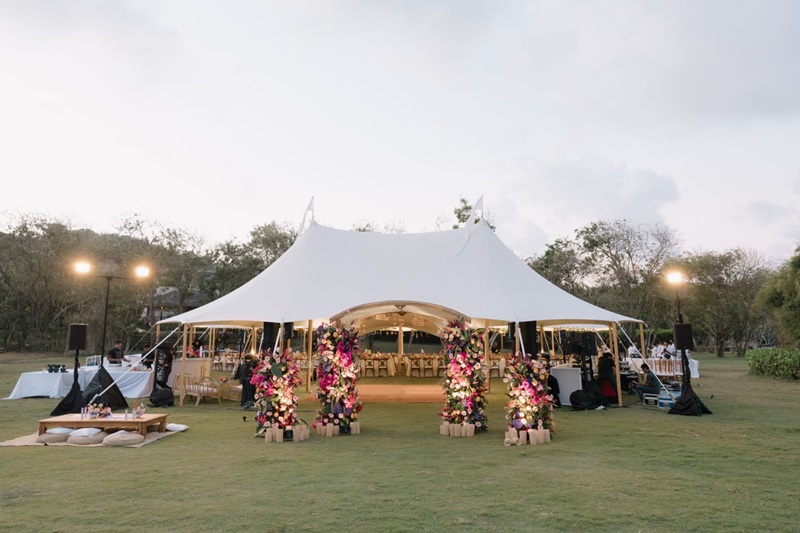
251, 327, 257, 355
398, 326, 404, 357
550, 329, 555, 358
612, 323, 623, 407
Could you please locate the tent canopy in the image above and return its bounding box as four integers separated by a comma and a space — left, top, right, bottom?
159, 220, 639, 331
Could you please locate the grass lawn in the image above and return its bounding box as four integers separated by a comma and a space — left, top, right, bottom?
1, 352, 798, 532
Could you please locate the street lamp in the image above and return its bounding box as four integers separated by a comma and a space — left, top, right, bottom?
74, 261, 151, 362
666, 271, 684, 324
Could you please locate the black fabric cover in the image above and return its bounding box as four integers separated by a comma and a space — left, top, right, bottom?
51, 351, 86, 415
668, 383, 712, 416
83, 366, 128, 410
51, 381, 86, 415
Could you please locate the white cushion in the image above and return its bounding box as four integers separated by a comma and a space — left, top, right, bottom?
67, 431, 108, 445
103, 430, 145, 446
46, 427, 74, 435
69, 427, 102, 437
37, 432, 69, 443
166, 423, 188, 432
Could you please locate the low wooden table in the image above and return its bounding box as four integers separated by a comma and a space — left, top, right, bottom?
38, 413, 168, 437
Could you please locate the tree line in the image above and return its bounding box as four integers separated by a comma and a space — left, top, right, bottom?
1, 205, 797, 355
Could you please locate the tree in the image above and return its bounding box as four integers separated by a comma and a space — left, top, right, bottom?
525, 238, 592, 298
761, 246, 800, 348
677, 249, 772, 357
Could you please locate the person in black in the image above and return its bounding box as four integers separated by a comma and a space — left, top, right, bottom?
596, 352, 618, 404
107, 341, 129, 364
156, 346, 174, 388
239, 355, 258, 409
142, 344, 154, 369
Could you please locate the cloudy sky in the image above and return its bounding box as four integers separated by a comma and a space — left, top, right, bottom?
1, 1, 799, 260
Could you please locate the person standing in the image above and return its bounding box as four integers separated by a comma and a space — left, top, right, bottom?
107, 340, 129, 364
156, 346, 174, 388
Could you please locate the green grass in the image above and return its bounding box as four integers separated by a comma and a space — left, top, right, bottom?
1, 352, 799, 532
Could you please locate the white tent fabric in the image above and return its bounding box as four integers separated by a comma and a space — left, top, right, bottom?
159, 221, 639, 328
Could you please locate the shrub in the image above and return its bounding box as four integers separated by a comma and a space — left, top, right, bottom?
747, 348, 800, 380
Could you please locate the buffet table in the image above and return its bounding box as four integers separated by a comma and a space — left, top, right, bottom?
5, 367, 154, 400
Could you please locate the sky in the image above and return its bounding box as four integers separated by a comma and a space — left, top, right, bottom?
1, 1, 799, 261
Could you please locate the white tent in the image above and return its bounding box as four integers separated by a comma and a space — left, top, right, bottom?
159, 219, 639, 331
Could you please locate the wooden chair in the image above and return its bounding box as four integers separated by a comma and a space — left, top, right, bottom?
377, 358, 389, 377
409, 357, 422, 377
181, 375, 222, 406
421, 357, 435, 377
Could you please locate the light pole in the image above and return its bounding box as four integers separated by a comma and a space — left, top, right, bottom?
666, 271, 684, 324
75, 261, 151, 363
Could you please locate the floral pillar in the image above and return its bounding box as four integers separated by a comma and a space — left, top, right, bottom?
252, 348, 302, 431
440, 321, 488, 432
314, 323, 362, 432
503, 352, 555, 434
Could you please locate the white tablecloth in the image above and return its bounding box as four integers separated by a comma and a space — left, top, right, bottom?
5, 367, 154, 400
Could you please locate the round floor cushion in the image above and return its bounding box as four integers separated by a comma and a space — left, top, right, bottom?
103, 430, 145, 446
37, 432, 70, 444
67, 431, 108, 445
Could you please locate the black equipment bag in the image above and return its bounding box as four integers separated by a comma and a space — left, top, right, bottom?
149, 386, 174, 407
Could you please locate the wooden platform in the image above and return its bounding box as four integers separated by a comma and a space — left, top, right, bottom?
356, 385, 444, 403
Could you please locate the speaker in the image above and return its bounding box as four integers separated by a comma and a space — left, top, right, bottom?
582, 333, 596, 356
68, 323, 87, 351
518, 321, 539, 355
262, 322, 279, 349
507, 323, 515, 340
282, 322, 294, 339
674, 323, 694, 351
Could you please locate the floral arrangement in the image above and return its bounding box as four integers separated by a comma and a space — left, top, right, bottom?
86, 403, 112, 418
313, 323, 362, 431
439, 320, 488, 431
252, 348, 302, 430
219, 376, 228, 384
503, 352, 555, 433
134, 403, 146, 418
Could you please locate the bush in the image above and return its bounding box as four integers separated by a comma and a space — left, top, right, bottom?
747, 348, 800, 380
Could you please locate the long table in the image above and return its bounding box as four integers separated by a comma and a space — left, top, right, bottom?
39, 413, 168, 437
5, 367, 154, 400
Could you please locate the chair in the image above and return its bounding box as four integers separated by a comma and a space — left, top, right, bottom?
181, 375, 222, 406
409, 357, 422, 377
377, 358, 389, 377
421, 357, 435, 377
487, 358, 502, 378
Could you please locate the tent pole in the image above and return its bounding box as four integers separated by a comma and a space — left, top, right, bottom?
639, 323, 646, 359
398, 326, 404, 357
550, 329, 555, 358
306, 320, 313, 393
251, 327, 257, 355
612, 323, 623, 407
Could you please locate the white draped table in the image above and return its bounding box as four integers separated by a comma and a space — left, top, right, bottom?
5, 367, 154, 400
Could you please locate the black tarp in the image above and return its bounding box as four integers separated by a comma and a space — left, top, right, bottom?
51, 355, 86, 416
83, 366, 128, 410
668, 350, 712, 416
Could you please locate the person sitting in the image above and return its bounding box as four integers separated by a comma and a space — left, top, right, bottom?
634, 363, 660, 403
596, 352, 618, 404
106, 341, 130, 365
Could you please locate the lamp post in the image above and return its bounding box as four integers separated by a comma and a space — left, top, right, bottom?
666, 271, 684, 324
75, 261, 151, 362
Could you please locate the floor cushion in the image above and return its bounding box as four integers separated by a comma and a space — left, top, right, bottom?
103, 430, 145, 446
67, 431, 108, 445
37, 432, 70, 443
